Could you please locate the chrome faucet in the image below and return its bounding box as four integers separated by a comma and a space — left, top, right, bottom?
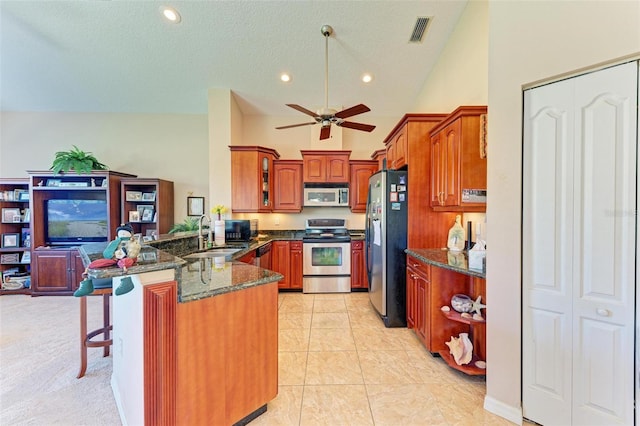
198, 214, 212, 250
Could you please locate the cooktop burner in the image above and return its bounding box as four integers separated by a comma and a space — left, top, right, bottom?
303, 218, 351, 242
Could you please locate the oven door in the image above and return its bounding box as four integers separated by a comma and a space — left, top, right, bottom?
303, 242, 351, 275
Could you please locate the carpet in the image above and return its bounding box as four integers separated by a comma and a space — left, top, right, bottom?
1, 294, 121, 425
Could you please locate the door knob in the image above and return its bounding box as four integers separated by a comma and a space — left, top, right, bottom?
596, 308, 610, 317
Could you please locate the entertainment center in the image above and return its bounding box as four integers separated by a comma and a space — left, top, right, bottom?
27, 170, 135, 295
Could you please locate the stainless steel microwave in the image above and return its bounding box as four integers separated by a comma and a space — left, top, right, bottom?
303, 185, 349, 207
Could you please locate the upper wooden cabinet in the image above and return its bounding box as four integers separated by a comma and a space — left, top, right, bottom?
300, 150, 351, 183
229, 146, 280, 213
273, 160, 303, 212
385, 126, 408, 170
430, 106, 487, 212
349, 160, 377, 213
370, 149, 386, 171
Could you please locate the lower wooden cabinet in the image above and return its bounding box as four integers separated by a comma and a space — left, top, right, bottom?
31, 248, 85, 295
350, 240, 367, 289
237, 250, 256, 264
272, 240, 303, 290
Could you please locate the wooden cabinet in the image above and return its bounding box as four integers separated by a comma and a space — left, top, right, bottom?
229, 146, 280, 212
385, 126, 408, 170
0, 178, 31, 294
382, 114, 455, 249
121, 178, 174, 236
237, 250, 256, 264
406, 257, 429, 342
406, 255, 469, 353
430, 106, 487, 212
370, 149, 386, 171
350, 240, 367, 289
272, 240, 302, 289
289, 241, 303, 289
349, 161, 377, 213
273, 160, 303, 212
300, 150, 350, 183
27, 170, 135, 294
31, 248, 85, 295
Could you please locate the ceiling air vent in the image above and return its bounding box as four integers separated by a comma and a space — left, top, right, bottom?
409, 16, 431, 43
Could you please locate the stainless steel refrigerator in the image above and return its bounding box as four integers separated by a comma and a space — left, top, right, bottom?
365, 169, 408, 327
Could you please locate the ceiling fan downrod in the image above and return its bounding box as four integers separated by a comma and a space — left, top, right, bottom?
321, 25, 333, 113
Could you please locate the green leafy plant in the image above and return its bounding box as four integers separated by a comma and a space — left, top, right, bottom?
168, 217, 200, 234
50, 145, 108, 175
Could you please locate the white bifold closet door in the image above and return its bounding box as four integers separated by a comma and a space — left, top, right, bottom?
522, 61, 638, 426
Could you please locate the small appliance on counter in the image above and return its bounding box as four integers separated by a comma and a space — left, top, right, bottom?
224, 219, 257, 242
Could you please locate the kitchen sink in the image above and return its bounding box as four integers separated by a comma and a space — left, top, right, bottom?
184, 248, 242, 259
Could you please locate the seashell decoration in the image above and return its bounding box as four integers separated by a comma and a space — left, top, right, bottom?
461, 312, 472, 319
473, 313, 484, 321
445, 332, 474, 365
441, 306, 451, 312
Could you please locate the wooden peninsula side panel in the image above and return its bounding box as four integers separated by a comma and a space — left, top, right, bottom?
175, 282, 278, 425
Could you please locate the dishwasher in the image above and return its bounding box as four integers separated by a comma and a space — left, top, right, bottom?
254, 242, 272, 270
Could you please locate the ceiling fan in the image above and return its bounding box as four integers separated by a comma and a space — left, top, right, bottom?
276, 25, 376, 140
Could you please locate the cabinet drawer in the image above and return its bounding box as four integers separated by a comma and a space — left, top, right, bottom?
290, 241, 302, 250
407, 255, 430, 280
351, 240, 363, 249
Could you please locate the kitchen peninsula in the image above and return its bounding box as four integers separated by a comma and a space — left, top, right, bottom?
79, 240, 283, 426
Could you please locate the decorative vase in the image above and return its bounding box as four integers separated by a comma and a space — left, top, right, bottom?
214, 220, 225, 246
447, 215, 465, 251
451, 293, 473, 313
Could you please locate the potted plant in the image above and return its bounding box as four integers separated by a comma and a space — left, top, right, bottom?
168, 217, 200, 234
50, 145, 108, 175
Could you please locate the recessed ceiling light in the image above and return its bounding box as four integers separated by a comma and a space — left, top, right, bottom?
362, 74, 373, 83
161, 6, 181, 23
280, 73, 291, 83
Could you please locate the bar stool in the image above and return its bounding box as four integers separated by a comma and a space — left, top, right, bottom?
77, 278, 113, 379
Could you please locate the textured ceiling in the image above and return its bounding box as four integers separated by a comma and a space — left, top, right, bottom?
0, 1, 467, 118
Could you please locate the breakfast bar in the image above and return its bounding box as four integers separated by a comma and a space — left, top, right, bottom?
79, 242, 283, 426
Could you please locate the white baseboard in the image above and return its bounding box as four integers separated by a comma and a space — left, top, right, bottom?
484, 395, 523, 425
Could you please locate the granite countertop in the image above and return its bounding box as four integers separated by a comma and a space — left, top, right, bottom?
78, 240, 283, 303
79, 229, 365, 303
405, 248, 486, 279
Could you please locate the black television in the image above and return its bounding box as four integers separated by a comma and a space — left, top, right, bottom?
46, 199, 109, 245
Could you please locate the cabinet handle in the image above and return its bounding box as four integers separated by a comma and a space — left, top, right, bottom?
596, 308, 611, 317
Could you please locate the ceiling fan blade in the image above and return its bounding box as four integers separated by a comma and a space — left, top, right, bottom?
286, 104, 319, 118
338, 121, 376, 132
275, 122, 317, 130
319, 126, 331, 140
334, 104, 371, 119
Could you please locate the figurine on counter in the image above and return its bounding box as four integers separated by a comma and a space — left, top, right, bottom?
447, 215, 466, 251
73, 223, 141, 297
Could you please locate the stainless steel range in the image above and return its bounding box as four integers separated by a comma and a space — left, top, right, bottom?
302, 218, 351, 293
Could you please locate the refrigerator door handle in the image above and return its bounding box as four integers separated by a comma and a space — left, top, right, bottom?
364, 184, 372, 286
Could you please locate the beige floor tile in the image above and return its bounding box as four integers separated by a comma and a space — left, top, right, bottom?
279, 352, 308, 385
279, 312, 313, 330
312, 298, 347, 313
382, 327, 425, 350
279, 297, 315, 313
358, 350, 424, 384
251, 385, 303, 426
279, 328, 310, 352
352, 327, 407, 351
299, 385, 374, 426
366, 383, 448, 425
305, 351, 363, 385
312, 293, 346, 301
308, 328, 356, 351
348, 309, 384, 329
310, 312, 350, 329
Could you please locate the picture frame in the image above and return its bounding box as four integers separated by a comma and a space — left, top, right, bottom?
21, 228, 30, 248
129, 210, 140, 222
22, 208, 30, 223
141, 192, 156, 202
1, 208, 20, 223
140, 251, 157, 261
46, 179, 62, 187
141, 208, 154, 222
126, 191, 143, 201
12, 215, 22, 223
2, 233, 19, 248
187, 196, 204, 216
14, 189, 29, 201
137, 205, 153, 220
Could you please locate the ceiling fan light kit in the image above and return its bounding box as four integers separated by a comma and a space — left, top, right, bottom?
276, 24, 375, 140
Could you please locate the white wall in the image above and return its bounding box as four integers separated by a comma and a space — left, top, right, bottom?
0, 111, 208, 220
486, 0, 639, 422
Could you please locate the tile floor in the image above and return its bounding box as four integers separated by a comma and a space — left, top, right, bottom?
251, 291, 514, 426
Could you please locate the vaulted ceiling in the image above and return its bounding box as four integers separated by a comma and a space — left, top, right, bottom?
1, 1, 468, 118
